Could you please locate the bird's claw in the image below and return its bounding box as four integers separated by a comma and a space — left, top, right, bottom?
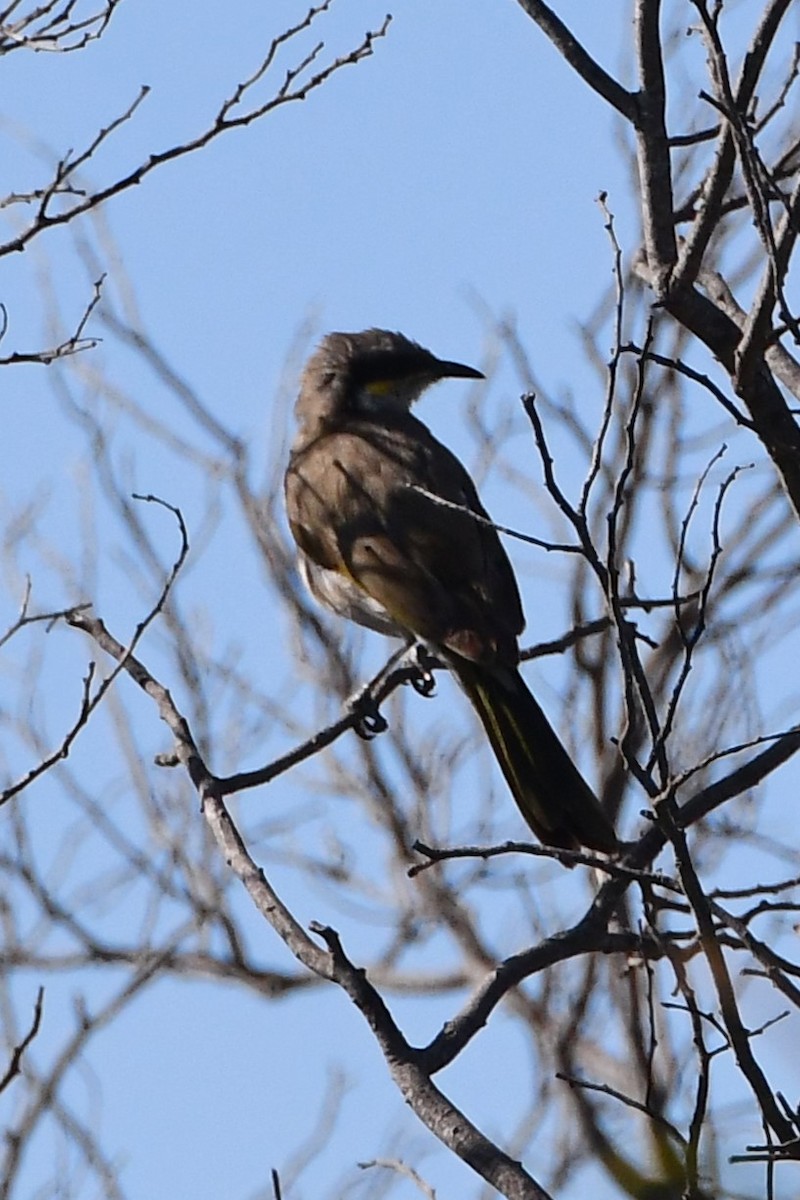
355, 708, 388, 740
349, 693, 389, 740
410, 666, 436, 697
407, 644, 438, 697
347, 643, 439, 737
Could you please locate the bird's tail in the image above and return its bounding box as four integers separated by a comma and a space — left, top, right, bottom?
452, 660, 617, 853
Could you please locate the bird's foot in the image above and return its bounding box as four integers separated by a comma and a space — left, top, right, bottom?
406, 643, 439, 697
353, 703, 389, 740
346, 643, 440, 739
346, 675, 391, 740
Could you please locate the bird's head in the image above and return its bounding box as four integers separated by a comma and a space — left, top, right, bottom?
295, 329, 483, 433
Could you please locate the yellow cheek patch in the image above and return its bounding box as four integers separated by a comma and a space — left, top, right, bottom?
365, 379, 394, 396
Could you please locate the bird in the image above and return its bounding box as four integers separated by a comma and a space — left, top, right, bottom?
283, 329, 617, 853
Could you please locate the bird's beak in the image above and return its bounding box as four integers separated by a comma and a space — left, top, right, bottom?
432, 358, 484, 381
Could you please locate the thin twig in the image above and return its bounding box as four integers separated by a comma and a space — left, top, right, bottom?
0, 989, 44, 1094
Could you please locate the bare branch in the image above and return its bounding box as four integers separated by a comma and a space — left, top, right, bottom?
358, 1158, 437, 1199
1, 494, 187, 806
513, 0, 636, 120
556, 1070, 687, 1147
0, 0, 121, 54
634, 0, 678, 289
656, 800, 798, 1147
0, 273, 105, 366
0, 989, 43, 1094
310, 921, 555, 1200
0, 7, 391, 259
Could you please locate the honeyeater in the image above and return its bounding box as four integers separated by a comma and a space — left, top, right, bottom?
283, 329, 617, 853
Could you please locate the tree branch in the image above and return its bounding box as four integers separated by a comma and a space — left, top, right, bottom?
513, 0, 637, 121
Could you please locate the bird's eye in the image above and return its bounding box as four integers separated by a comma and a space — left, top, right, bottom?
321, 371, 337, 387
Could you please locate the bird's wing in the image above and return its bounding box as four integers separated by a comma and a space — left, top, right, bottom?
285, 419, 525, 662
